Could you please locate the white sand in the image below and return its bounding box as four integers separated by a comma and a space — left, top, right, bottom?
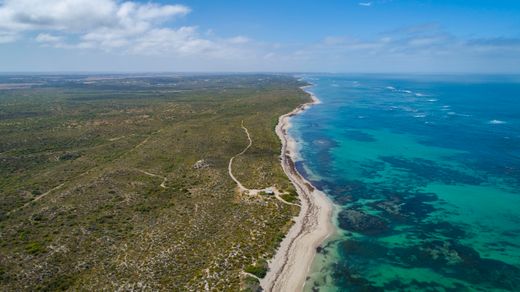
261, 86, 335, 292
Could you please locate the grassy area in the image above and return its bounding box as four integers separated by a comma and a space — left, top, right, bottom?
280, 189, 300, 204
244, 259, 269, 278
0, 74, 309, 290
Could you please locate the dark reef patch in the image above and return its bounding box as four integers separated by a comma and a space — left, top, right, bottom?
362, 190, 439, 224
338, 210, 388, 234
398, 192, 438, 222
344, 130, 377, 142
340, 239, 388, 260
335, 238, 520, 291
325, 180, 371, 205
379, 156, 483, 185
413, 240, 520, 290
329, 261, 384, 292
358, 160, 386, 179
419, 221, 468, 239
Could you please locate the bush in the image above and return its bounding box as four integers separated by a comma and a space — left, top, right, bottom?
244, 259, 268, 278
25, 242, 46, 254
241, 275, 261, 292
280, 193, 298, 203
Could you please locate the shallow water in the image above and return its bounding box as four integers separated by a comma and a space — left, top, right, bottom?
290, 74, 520, 291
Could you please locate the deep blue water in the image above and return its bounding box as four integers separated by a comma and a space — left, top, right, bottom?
290, 74, 520, 291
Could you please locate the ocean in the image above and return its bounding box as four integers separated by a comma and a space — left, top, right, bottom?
290, 74, 520, 291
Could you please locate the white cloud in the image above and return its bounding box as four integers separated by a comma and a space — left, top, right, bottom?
0, 0, 242, 58
2, 1, 515, 73
0, 0, 189, 32
1, 0, 117, 32
128, 27, 217, 56
279, 24, 520, 73
227, 36, 250, 44
35, 33, 63, 43
314, 25, 457, 57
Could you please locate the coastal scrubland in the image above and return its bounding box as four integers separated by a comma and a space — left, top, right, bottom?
0, 74, 308, 291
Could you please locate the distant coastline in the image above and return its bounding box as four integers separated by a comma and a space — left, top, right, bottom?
262, 83, 335, 291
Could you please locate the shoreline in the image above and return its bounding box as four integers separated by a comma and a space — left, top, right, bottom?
261, 85, 335, 291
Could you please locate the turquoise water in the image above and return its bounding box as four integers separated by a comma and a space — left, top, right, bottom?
290, 75, 520, 291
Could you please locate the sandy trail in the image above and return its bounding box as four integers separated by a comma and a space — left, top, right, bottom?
228, 121, 299, 208
135, 169, 168, 189
261, 86, 335, 292
6, 183, 65, 216
274, 193, 301, 207
6, 129, 166, 217
228, 121, 252, 192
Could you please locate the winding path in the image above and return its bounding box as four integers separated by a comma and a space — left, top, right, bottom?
228, 121, 252, 192
228, 121, 300, 207
135, 169, 168, 189
6, 183, 66, 216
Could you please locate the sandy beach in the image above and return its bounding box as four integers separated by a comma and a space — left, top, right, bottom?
261, 86, 335, 292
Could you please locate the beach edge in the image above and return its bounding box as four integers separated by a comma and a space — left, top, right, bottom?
261, 83, 335, 291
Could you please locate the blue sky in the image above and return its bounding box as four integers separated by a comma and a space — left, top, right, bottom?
0, 0, 519, 72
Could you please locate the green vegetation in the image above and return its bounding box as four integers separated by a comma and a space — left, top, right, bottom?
241, 274, 262, 292
24, 242, 46, 255
244, 259, 269, 278
0, 74, 309, 290
281, 189, 299, 203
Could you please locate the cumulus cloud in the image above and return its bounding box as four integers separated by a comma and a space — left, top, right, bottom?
358, 2, 373, 7
127, 27, 222, 56
0, 0, 189, 32
35, 33, 63, 43
0, 0, 249, 58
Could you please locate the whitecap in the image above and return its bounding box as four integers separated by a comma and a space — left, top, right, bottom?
386, 86, 396, 90
489, 120, 507, 125
401, 106, 418, 112
427, 99, 438, 102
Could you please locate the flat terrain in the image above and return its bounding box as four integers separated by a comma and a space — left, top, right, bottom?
0, 74, 308, 291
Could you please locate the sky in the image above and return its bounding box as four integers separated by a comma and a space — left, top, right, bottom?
0, 0, 519, 73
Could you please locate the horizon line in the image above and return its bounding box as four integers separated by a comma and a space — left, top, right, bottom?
1, 71, 520, 76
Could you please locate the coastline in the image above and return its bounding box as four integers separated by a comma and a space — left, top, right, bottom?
261, 85, 335, 291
